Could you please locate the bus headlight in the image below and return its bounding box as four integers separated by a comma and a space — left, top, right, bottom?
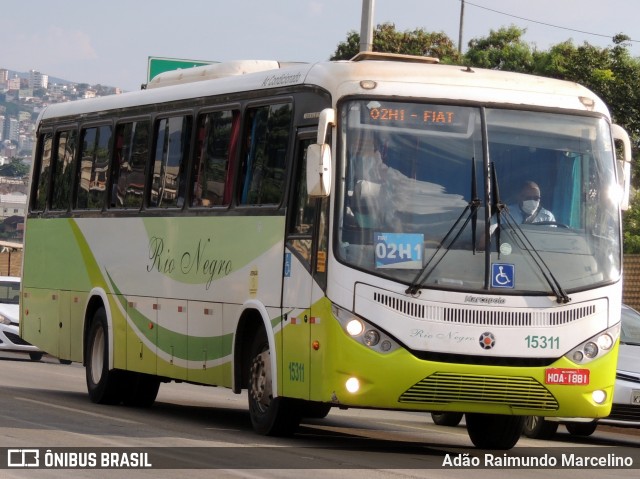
565, 322, 620, 365
363, 330, 380, 347
346, 319, 364, 336
583, 342, 598, 359
331, 303, 400, 354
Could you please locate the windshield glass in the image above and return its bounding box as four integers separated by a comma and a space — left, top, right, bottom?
336, 100, 621, 295
621, 306, 640, 344
0, 280, 20, 305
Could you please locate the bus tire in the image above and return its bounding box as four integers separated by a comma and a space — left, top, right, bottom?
431, 412, 464, 427
566, 421, 597, 436
248, 329, 301, 436
523, 416, 558, 439
29, 352, 43, 361
85, 307, 123, 405
121, 372, 160, 408
466, 413, 524, 449
299, 402, 332, 419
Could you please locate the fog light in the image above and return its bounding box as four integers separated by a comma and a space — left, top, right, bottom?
572, 351, 584, 362
380, 340, 392, 352
363, 330, 380, 346
592, 390, 606, 404
346, 319, 364, 336
346, 377, 360, 393
584, 342, 598, 358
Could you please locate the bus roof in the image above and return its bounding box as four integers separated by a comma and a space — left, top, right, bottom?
37, 55, 610, 123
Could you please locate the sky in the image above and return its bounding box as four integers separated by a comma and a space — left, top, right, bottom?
2, 0, 639, 92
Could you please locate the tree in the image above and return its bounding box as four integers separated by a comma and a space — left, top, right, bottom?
464, 26, 535, 72
331, 24, 640, 251
0, 158, 30, 178
330, 23, 461, 64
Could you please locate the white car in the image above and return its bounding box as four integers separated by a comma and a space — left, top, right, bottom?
0, 276, 44, 361
524, 304, 640, 438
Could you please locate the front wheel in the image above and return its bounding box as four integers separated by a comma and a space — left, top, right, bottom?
248, 330, 301, 436
431, 412, 464, 427
466, 413, 524, 449
85, 307, 124, 405
29, 352, 43, 361
566, 421, 597, 436
121, 372, 160, 408
522, 416, 558, 439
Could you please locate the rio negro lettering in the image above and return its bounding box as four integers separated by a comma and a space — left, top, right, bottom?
147, 236, 232, 289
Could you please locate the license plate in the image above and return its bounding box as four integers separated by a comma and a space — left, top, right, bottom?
545, 368, 590, 385
632, 390, 640, 405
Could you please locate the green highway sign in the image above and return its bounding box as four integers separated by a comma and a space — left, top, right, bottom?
147, 57, 217, 82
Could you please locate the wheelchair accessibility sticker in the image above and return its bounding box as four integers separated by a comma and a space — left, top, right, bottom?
491, 263, 514, 288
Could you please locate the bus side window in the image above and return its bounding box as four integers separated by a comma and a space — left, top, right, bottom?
75, 125, 112, 210
191, 110, 236, 207
239, 103, 292, 206
288, 138, 315, 265
50, 129, 77, 211
150, 116, 192, 208
111, 120, 149, 209
32, 132, 53, 212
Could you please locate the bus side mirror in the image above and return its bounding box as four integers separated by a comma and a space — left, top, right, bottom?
307, 108, 335, 197
612, 124, 632, 210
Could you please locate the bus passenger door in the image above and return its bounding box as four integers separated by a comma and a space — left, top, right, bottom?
282, 135, 317, 400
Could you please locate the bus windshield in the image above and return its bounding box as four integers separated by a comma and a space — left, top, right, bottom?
337, 99, 621, 295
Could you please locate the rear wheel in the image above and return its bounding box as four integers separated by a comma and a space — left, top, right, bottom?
85, 307, 124, 405
121, 371, 160, 408
566, 421, 597, 436
466, 413, 524, 449
431, 412, 464, 427
522, 416, 558, 439
248, 329, 301, 436
29, 352, 43, 361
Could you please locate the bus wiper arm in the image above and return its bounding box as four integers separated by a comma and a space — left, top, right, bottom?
500, 209, 571, 304
491, 164, 569, 303
406, 159, 480, 296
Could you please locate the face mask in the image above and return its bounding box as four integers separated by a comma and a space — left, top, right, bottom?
521, 199, 539, 215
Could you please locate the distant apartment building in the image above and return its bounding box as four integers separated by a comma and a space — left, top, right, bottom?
18, 134, 34, 154
2, 118, 18, 142
0, 192, 26, 218
0, 68, 8, 89
29, 70, 48, 89
7, 75, 21, 90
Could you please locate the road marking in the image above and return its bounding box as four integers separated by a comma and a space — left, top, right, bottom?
16, 397, 141, 424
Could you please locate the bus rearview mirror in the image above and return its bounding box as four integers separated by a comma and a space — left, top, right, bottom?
307, 143, 331, 197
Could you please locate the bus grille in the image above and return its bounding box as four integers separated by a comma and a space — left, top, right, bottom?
399, 372, 559, 410
373, 291, 596, 327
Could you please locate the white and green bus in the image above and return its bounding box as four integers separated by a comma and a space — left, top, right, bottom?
22, 53, 632, 449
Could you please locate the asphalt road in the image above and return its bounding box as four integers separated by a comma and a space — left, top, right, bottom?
0, 353, 638, 479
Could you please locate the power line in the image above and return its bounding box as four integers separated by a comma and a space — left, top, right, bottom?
463, 0, 640, 44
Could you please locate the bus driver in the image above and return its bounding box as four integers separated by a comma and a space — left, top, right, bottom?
507, 181, 555, 224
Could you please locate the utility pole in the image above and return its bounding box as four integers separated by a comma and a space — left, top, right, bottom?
360, 0, 375, 52
458, 0, 465, 53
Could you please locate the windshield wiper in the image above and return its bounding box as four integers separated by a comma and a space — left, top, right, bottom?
491, 163, 571, 304
406, 159, 480, 295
